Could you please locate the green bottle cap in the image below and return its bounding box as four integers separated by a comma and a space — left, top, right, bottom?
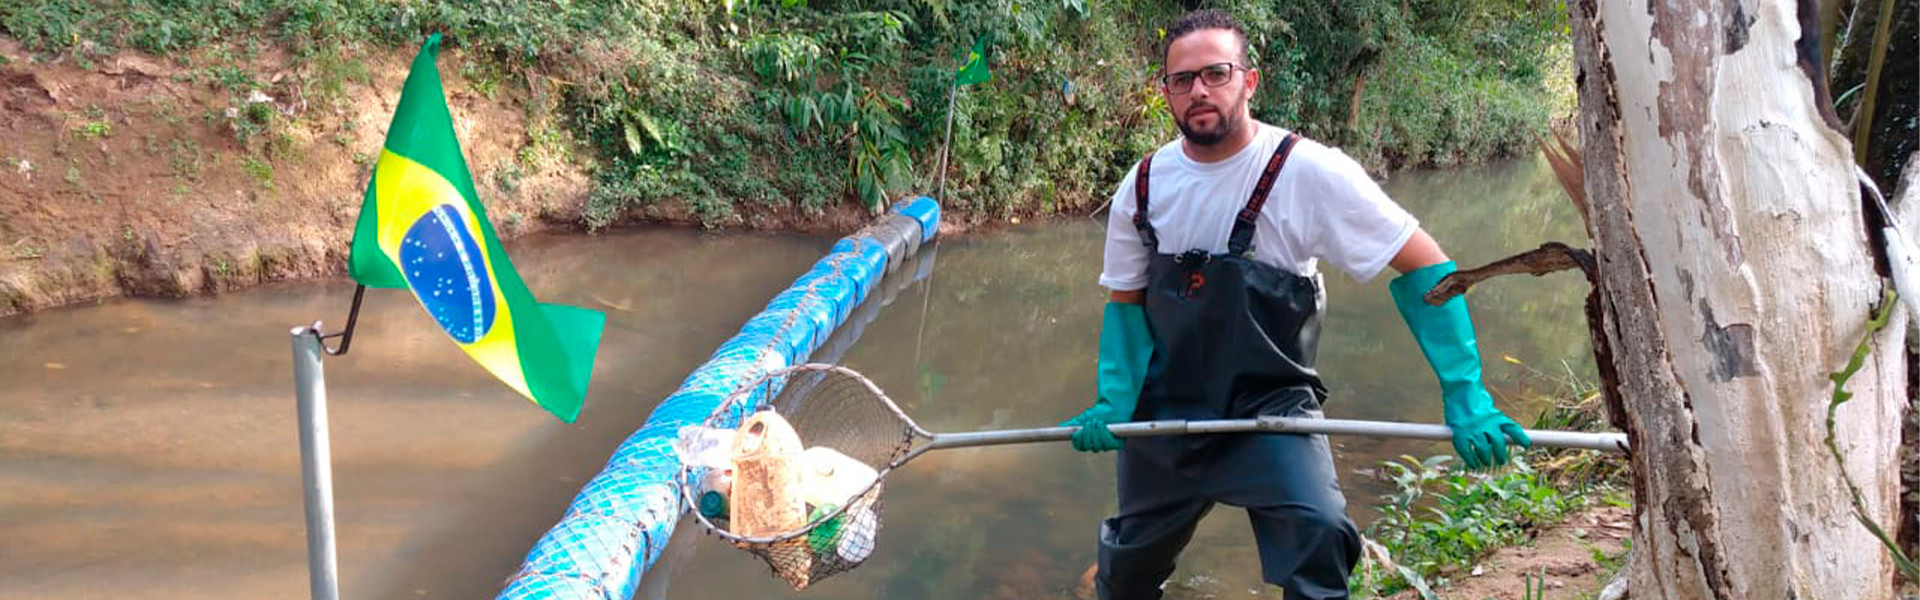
697, 491, 728, 519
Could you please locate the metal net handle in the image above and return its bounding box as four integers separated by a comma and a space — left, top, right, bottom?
917, 417, 1631, 454
683, 365, 1633, 544
683, 364, 926, 546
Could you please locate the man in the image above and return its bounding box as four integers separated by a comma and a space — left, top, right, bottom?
1060, 10, 1532, 600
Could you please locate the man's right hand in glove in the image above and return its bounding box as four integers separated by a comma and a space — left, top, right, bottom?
1062, 300, 1154, 453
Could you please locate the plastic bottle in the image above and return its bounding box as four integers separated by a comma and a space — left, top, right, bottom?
805, 503, 844, 555
835, 507, 878, 563
695, 466, 732, 520
672, 426, 737, 468
797, 446, 879, 509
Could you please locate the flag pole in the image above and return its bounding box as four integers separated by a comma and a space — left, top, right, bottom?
935, 74, 958, 202
291, 325, 341, 600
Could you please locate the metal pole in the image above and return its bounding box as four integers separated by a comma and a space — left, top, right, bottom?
291, 326, 341, 600
934, 78, 958, 201
923, 415, 1629, 454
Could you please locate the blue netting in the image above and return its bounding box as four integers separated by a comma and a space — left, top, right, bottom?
498, 198, 938, 600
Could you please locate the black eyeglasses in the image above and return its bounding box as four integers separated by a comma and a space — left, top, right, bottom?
1160, 62, 1248, 94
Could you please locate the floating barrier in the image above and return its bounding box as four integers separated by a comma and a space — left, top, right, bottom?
497, 198, 940, 600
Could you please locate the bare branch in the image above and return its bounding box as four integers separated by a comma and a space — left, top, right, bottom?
1424, 242, 1595, 305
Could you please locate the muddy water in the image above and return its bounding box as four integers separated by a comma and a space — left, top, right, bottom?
0, 156, 1593, 599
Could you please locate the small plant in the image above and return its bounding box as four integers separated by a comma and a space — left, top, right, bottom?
6, 239, 47, 260
241, 155, 274, 190
492, 158, 525, 194
1584, 538, 1629, 576
237, 101, 275, 143
460, 60, 500, 99
307, 50, 370, 108
203, 64, 257, 93
1522, 568, 1547, 600
168, 139, 202, 181
158, 101, 185, 126
74, 119, 112, 139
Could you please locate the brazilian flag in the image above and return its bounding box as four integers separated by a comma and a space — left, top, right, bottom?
955, 35, 990, 87
347, 34, 604, 423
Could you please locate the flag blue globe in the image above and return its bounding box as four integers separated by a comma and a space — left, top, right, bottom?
399, 204, 496, 343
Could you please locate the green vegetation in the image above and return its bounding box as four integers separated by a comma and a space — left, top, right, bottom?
1, 0, 1567, 225
167, 139, 203, 182
1352, 392, 1628, 597
240, 154, 274, 190
5, 239, 47, 260
73, 119, 111, 139
71, 104, 112, 140
1826, 290, 1920, 581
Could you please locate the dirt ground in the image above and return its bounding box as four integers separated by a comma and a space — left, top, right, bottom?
1387, 506, 1632, 600
1064, 505, 1631, 600
0, 37, 889, 318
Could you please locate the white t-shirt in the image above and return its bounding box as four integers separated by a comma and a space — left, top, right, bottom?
1099, 124, 1418, 291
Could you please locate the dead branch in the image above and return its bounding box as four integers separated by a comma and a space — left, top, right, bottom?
1424, 242, 1595, 305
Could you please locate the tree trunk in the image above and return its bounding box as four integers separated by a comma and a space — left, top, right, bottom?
1566, 1, 1910, 598
1898, 158, 1920, 585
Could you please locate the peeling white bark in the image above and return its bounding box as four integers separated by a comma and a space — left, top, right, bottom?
1569, 1, 1908, 599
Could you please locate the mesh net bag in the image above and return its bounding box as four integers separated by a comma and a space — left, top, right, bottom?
678, 364, 927, 589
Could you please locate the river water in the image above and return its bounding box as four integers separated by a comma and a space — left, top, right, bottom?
0, 155, 1594, 599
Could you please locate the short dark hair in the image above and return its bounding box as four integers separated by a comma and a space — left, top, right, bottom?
1162, 9, 1251, 67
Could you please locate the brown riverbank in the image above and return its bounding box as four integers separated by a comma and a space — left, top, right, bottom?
0, 37, 997, 319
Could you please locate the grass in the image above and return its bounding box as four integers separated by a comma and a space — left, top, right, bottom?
240, 155, 273, 190
1350, 383, 1628, 597
73, 120, 111, 140
168, 139, 202, 182
6, 239, 48, 260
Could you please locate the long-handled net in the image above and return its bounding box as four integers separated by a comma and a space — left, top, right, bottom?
676, 364, 921, 589
675, 363, 1628, 590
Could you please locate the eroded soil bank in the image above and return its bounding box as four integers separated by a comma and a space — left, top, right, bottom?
0, 38, 885, 318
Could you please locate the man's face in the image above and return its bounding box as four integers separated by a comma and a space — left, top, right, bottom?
1162, 29, 1257, 146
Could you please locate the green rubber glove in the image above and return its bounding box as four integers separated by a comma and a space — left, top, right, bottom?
1061, 302, 1155, 453
1390, 261, 1532, 469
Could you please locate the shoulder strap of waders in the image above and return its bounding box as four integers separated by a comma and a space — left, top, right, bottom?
1228, 132, 1301, 256
1132, 155, 1158, 250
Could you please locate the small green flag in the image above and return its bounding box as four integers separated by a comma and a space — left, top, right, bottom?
955, 35, 991, 87
347, 33, 605, 423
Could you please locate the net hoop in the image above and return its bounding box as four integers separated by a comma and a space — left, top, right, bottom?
677, 364, 929, 588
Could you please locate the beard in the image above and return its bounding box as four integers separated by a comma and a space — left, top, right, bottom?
1174, 99, 1245, 146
